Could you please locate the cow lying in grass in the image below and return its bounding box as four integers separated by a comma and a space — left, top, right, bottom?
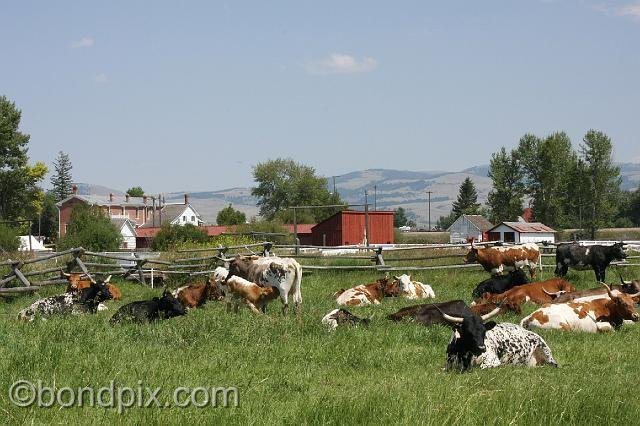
17, 280, 113, 322
219, 275, 280, 315
322, 308, 371, 330
334, 276, 399, 306
393, 274, 436, 299
109, 290, 186, 324
62, 271, 122, 301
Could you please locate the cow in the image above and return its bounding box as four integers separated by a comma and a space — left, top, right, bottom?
477, 278, 576, 310
62, 271, 122, 301
520, 283, 640, 333
443, 312, 558, 371
393, 274, 436, 299
226, 255, 302, 315
321, 308, 371, 330
471, 269, 530, 299
109, 290, 186, 324
17, 280, 114, 322
172, 279, 215, 309
464, 243, 540, 279
555, 241, 627, 282
219, 275, 280, 315
552, 275, 640, 304
387, 300, 504, 326
334, 277, 399, 306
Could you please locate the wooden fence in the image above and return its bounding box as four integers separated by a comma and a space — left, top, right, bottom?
1, 241, 639, 295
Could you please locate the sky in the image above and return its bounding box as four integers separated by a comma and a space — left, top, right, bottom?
2, 1, 640, 194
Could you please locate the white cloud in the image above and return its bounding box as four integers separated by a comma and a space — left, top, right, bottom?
95, 73, 108, 83
616, 2, 640, 20
305, 53, 377, 75
72, 37, 95, 48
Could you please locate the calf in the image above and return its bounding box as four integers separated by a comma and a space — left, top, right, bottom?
62, 272, 122, 300
478, 278, 576, 308
109, 290, 186, 324
17, 280, 113, 322
220, 275, 280, 315
227, 255, 302, 315
443, 313, 558, 371
471, 269, 530, 299
335, 277, 399, 306
321, 308, 371, 330
555, 241, 627, 282
521, 284, 640, 333
172, 279, 213, 309
464, 242, 540, 279
393, 274, 436, 299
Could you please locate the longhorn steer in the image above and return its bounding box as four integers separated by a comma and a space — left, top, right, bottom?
62, 272, 122, 300
387, 300, 508, 326
521, 284, 640, 333
555, 242, 627, 282
471, 269, 530, 299
226, 255, 302, 315
17, 280, 114, 321
477, 278, 576, 309
110, 290, 186, 323
334, 277, 399, 306
442, 312, 557, 371
464, 243, 540, 279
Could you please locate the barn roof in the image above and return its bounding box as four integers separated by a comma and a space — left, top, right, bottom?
139, 204, 202, 228
490, 222, 556, 233
463, 215, 494, 232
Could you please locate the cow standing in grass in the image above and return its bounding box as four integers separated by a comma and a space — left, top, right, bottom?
555, 242, 627, 282
464, 243, 540, 279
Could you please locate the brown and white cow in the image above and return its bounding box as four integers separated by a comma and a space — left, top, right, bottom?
334, 277, 399, 306
477, 278, 576, 311
464, 243, 540, 279
226, 255, 302, 315
62, 271, 122, 300
521, 284, 640, 332
393, 274, 436, 300
220, 275, 280, 315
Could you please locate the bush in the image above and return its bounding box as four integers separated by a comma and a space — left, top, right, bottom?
151, 223, 209, 251
0, 224, 20, 252
57, 205, 122, 251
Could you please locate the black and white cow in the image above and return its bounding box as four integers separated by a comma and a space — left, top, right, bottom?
555, 242, 627, 282
442, 312, 558, 372
109, 290, 186, 324
471, 269, 530, 299
17, 280, 113, 321
321, 308, 370, 330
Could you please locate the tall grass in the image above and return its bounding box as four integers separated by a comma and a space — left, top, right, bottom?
0, 265, 639, 424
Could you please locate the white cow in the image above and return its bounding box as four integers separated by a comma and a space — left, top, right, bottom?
393, 274, 436, 299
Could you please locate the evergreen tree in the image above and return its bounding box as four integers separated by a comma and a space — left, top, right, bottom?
126, 187, 144, 197
487, 148, 524, 224
393, 207, 416, 228
452, 177, 481, 216
50, 151, 73, 202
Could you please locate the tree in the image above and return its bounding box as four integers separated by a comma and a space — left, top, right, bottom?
579, 130, 621, 238
126, 187, 145, 197
251, 158, 345, 223
393, 207, 416, 228
452, 177, 481, 215
57, 204, 122, 251
30, 192, 58, 240
151, 223, 209, 251
0, 224, 20, 252
628, 188, 640, 226
487, 148, 525, 224
437, 211, 458, 230
50, 151, 73, 202
0, 96, 48, 221
217, 204, 247, 225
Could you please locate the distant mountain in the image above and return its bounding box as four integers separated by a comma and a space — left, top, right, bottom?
78, 162, 639, 227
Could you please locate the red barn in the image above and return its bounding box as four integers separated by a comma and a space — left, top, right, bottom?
310, 210, 394, 246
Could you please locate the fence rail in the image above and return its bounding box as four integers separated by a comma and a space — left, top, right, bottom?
1, 240, 639, 295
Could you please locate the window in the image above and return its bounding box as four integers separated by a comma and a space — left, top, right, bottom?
504, 232, 516, 243
191, 216, 195, 222
183, 215, 186, 222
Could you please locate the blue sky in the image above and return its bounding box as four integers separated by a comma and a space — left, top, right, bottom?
2, 1, 639, 194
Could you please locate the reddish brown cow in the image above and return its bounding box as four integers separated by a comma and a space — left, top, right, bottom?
478, 278, 576, 309
464, 243, 540, 279
172, 277, 224, 309
62, 272, 121, 300
334, 277, 400, 306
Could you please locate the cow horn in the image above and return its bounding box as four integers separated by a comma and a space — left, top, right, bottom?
61, 271, 71, 277
104, 275, 112, 283
601, 282, 614, 298
617, 270, 632, 285
480, 306, 501, 321
629, 291, 640, 299
441, 312, 465, 324
541, 287, 565, 297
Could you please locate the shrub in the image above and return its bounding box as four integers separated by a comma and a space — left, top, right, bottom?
151, 223, 209, 251
57, 204, 122, 251
0, 224, 20, 252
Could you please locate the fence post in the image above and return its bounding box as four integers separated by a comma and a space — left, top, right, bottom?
262, 242, 273, 257
72, 248, 93, 282
374, 247, 385, 266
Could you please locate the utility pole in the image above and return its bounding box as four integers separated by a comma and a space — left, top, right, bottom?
426, 190, 432, 231
364, 190, 370, 246
332, 176, 337, 195
374, 185, 377, 211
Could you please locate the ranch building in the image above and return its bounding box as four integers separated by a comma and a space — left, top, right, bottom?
308, 210, 394, 246
487, 221, 556, 244
447, 214, 494, 243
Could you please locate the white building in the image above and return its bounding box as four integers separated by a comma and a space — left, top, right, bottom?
448, 214, 494, 243
487, 222, 556, 244
111, 218, 137, 250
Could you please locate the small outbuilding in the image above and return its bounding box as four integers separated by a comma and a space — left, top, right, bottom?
309, 210, 394, 246
447, 214, 494, 243
487, 221, 556, 244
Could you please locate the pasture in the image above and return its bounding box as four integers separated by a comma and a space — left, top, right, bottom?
1, 261, 640, 424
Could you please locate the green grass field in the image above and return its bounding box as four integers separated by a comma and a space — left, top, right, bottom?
1, 262, 640, 425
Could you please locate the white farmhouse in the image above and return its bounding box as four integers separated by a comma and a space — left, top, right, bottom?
487, 222, 556, 244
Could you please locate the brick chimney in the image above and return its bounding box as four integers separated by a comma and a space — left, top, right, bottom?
109, 193, 114, 202
125, 194, 130, 202
184, 193, 189, 205
71, 185, 78, 195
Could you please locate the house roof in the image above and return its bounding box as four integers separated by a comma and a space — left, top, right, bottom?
140, 204, 202, 228
490, 222, 556, 233
461, 215, 494, 232
110, 217, 136, 232
56, 194, 150, 208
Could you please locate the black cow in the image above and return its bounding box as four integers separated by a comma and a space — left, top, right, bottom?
387, 300, 501, 327
471, 269, 530, 299
110, 290, 186, 324
555, 242, 627, 282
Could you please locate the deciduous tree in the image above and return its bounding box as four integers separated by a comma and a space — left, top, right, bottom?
487, 148, 524, 223
217, 204, 247, 225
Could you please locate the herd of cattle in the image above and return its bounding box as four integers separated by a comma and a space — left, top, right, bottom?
14, 241, 639, 372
